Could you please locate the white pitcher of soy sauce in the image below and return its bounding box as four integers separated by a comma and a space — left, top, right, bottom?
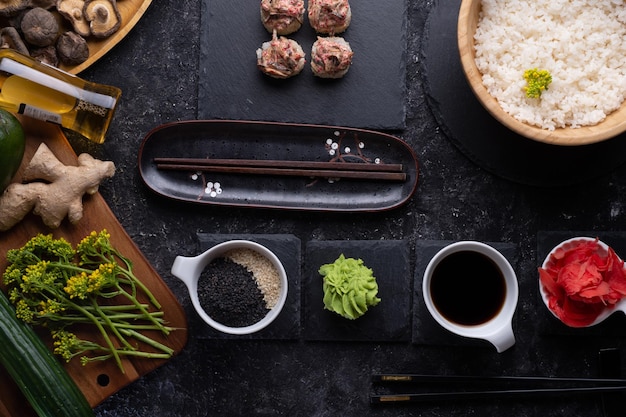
422, 241, 518, 353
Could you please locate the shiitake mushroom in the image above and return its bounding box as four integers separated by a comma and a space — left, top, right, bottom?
0, 0, 29, 17
56, 30, 88, 65
30, 44, 59, 66
56, 0, 91, 37
0, 26, 29, 55
30, 0, 58, 9
20, 7, 59, 47
83, 0, 121, 38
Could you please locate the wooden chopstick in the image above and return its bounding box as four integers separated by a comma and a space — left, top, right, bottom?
370, 385, 626, 404
154, 157, 407, 182
372, 374, 626, 385
371, 374, 626, 404
153, 157, 404, 172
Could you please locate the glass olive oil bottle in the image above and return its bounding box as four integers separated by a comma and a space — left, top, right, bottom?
0, 49, 121, 144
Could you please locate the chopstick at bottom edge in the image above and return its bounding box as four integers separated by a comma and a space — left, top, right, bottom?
370, 385, 626, 404
372, 373, 626, 384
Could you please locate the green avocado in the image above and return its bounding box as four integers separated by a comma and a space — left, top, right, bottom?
0, 109, 25, 194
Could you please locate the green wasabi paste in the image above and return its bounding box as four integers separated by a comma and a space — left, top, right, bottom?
319, 254, 381, 320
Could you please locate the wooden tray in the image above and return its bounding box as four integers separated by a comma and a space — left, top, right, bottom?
0, 119, 187, 416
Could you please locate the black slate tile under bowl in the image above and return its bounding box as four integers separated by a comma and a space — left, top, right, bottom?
193, 234, 301, 340
412, 240, 519, 348
303, 239, 412, 342
537, 231, 626, 339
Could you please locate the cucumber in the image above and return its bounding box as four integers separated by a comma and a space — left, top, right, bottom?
0, 289, 94, 417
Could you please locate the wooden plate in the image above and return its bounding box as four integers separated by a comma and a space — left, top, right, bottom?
66, 0, 153, 74
1, 0, 152, 75
0, 119, 187, 416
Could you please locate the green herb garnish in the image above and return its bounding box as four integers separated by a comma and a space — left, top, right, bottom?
523, 68, 552, 99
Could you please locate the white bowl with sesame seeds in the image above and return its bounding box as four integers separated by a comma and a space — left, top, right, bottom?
171, 240, 288, 335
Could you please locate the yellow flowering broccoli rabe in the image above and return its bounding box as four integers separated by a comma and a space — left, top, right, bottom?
3, 230, 174, 373
523, 68, 552, 99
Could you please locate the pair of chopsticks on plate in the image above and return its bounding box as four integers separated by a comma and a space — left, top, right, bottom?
153, 157, 407, 182
370, 374, 626, 404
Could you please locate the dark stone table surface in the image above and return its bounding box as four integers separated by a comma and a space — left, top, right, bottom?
60, 0, 626, 415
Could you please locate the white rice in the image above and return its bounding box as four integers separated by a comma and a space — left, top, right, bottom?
474, 0, 626, 130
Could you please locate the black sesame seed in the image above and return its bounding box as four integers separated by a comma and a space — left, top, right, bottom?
197, 257, 269, 328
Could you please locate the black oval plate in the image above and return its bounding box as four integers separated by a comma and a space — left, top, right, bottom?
138, 120, 419, 212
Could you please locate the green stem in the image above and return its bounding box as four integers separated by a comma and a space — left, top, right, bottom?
115, 350, 172, 359
91, 298, 135, 352
82, 304, 152, 312
65, 299, 124, 373
42, 312, 167, 324
83, 248, 160, 308
84, 350, 172, 361
109, 322, 175, 332
118, 269, 161, 309
46, 262, 94, 275
116, 284, 169, 335
119, 328, 174, 355
103, 312, 165, 321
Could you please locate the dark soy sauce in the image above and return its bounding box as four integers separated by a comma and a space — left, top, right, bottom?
430, 250, 506, 326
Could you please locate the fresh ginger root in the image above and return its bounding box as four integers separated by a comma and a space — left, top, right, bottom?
0, 143, 115, 231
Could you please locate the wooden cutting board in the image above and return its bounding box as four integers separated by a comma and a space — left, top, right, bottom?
0, 119, 188, 416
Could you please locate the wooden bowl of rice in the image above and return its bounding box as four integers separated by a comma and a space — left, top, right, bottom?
458, 0, 626, 146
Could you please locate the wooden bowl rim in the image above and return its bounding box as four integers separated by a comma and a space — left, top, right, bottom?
457, 0, 626, 146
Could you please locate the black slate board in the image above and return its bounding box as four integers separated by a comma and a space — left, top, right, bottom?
193, 234, 302, 340
303, 240, 412, 342
537, 231, 626, 338
199, 0, 407, 129
412, 240, 519, 348
599, 348, 623, 417
422, 0, 626, 187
